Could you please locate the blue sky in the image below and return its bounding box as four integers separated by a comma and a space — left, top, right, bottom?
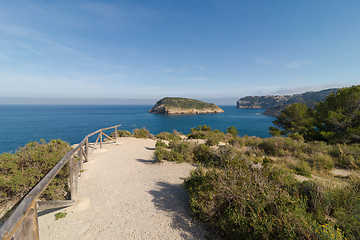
0, 0, 359, 104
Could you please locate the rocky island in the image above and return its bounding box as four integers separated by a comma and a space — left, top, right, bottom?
149, 97, 224, 114
237, 88, 337, 116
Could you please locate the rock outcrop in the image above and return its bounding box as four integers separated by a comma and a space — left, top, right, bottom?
149, 97, 224, 115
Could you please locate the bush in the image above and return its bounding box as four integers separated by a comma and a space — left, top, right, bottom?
193, 144, 219, 166
165, 141, 194, 163
156, 131, 182, 141
205, 138, 219, 146
227, 126, 238, 136
155, 140, 167, 148
312, 222, 347, 240
133, 128, 153, 139
154, 147, 167, 162
184, 164, 315, 239
228, 135, 245, 148
0, 140, 71, 208
309, 153, 334, 171
289, 160, 312, 177
110, 130, 132, 138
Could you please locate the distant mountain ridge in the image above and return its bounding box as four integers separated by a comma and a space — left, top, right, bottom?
236, 88, 338, 116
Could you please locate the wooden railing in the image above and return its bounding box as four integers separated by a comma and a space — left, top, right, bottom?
0, 124, 121, 240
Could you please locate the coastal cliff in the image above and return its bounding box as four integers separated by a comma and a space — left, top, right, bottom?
237, 88, 337, 116
149, 97, 224, 114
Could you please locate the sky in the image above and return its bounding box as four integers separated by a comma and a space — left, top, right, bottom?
0, 0, 359, 105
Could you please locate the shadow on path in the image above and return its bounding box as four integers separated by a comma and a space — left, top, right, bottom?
136, 158, 156, 164
149, 181, 207, 239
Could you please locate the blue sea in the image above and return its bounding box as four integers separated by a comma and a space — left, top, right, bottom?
0, 105, 275, 153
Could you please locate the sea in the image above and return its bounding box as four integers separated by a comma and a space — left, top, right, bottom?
0, 105, 276, 153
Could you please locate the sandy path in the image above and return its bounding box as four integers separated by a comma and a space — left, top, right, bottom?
38, 138, 208, 240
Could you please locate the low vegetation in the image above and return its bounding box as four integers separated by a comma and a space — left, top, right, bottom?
155, 122, 360, 239
54, 212, 67, 221
110, 130, 132, 138
132, 128, 154, 139
156, 130, 182, 141
0, 140, 71, 215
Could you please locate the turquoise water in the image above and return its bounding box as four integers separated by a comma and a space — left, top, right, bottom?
0, 105, 275, 153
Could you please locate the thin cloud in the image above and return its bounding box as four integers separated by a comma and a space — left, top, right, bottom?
158, 67, 188, 73
161, 67, 175, 73
285, 60, 310, 69
194, 65, 205, 70
17, 42, 49, 58
256, 58, 273, 64
187, 77, 209, 81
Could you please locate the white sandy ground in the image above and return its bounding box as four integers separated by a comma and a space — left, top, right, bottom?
38, 138, 210, 240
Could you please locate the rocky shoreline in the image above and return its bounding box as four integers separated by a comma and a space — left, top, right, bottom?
149, 104, 224, 114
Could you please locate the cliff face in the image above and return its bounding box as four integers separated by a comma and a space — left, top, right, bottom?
237, 88, 337, 116
149, 97, 224, 115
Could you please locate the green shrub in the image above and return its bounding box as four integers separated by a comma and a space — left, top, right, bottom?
0, 140, 71, 207
193, 144, 219, 166
55, 212, 67, 220
228, 135, 245, 148
185, 164, 315, 239
288, 161, 312, 177
156, 131, 182, 141
205, 138, 219, 146
187, 130, 207, 139
192, 125, 212, 132
309, 153, 334, 171
227, 126, 239, 136
110, 130, 132, 138
133, 128, 153, 139
155, 140, 167, 148
166, 141, 194, 163
312, 222, 347, 240
242, 136, 263, 147
331, 144, 360, 169
154, 147, 167, 162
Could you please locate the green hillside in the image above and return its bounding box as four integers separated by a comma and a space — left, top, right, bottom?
155, 97, 219, 110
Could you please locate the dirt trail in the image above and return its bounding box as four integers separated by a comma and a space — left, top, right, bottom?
38, 138, 208, 239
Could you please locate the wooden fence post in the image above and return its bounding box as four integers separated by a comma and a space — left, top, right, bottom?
78, 147, 84, 177
69, 156, 77, 201
115, 127, 118, 141
13, 200, 39, 240
85, 137, 89, 162
100, 132, 103, 149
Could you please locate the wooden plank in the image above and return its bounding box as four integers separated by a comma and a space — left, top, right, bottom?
85, 137, 89, 162
0, 196, 35, 240
81, 146, 86, 165
101, 132, 114, 142
98, 124, 121, 132
78, 148, 84, 176
69, 156, 77, 201
36, 200, 75, 212
12, 201, 39, 240
90, 134, 101, 156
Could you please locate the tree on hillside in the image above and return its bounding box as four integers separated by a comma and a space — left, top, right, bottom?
314, 85, 360, 143
269, 85, 360, 144
269, 103, 314, 138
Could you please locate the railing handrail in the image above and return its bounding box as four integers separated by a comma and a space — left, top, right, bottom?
0, 124, 121, 240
